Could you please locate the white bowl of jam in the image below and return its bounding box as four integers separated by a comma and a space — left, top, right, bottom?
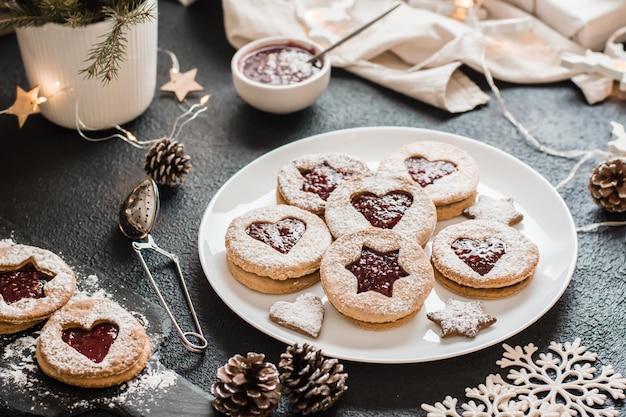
231, 36, 331, 114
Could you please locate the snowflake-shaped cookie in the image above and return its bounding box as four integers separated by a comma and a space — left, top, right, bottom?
426, 298, 497, 338
422, 339, 626, 416
463, 195, 524, 225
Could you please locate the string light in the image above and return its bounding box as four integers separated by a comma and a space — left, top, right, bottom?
1, 48, 210, 149
460, 4, 626, 232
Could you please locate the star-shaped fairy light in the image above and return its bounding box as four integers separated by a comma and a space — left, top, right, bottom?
2, 86, 46, 128
463, 195, 524, 226
426, 298, 497, 338
160, 68, 204, 102
346, 247, 408, 297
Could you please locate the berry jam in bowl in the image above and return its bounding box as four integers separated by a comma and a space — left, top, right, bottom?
231, 36, 331, 114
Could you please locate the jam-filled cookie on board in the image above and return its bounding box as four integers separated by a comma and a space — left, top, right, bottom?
277, 153, 372, 215
320, 228, 434, 330
0, 244, 76, 334
430, 219, 539, 299
36, 298, 151, 388
225, 204, 333, 294
378, 141, 479, 220
324, 172, 437, 246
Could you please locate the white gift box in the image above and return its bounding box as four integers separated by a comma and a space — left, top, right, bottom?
502, 0, 626, 50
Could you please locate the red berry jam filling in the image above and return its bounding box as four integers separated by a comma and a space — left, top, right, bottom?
351, 191, 413, 229
346, 247, 408, 297
404, 157, 457, 187
62, 322, 119, 363
240, 44, 323, 85
451, 237, 506, 276
246, 218, 306, 254
301, 163, 353, 201
0, 263, 53, 305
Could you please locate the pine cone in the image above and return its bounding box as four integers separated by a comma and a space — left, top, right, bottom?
144, 138, 191, 186
279, 343, 348, 415
588, 158, 626, 213
211, 352, 281, 417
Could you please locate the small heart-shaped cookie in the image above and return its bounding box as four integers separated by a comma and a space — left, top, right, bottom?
351, 191, 413, 229
269, 292, 324, 338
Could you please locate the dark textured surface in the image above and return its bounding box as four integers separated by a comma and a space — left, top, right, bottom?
1, 1, 626, 416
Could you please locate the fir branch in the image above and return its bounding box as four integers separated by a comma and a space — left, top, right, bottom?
79, 2, 156, 84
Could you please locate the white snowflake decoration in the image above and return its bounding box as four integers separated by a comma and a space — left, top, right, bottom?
422, 339, 626, 417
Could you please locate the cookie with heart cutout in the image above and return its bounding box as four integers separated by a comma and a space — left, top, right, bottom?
36, 298, 151, 388
320, 228, 434, 330
323, 172, 437, 247
276, 153, 372, 215
225, 204, 333, 294
0, 244, 76, 334
377, 141, 479, 220
430, 219, 539, 299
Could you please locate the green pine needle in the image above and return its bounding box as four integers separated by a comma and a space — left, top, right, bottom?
0, 0, 157, 85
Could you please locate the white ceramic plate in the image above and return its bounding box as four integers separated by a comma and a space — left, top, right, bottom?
197, 127, 577, 363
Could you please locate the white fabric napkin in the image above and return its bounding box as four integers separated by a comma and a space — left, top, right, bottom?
222, 0, 588, 113
503, 0, 626, 51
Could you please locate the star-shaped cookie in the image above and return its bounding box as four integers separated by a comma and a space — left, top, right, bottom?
426, 298, 497, 338
463, 195, 523, 225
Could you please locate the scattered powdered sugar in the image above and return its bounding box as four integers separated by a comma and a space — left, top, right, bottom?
0, 237, 16, 248
71, 274, 113, 301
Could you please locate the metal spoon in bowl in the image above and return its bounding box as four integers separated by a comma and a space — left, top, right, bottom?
307, 2, 401, 63
119, 177, 208, 353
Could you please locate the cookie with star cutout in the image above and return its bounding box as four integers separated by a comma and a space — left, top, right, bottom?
463, 195, 524, 226
320, 228, 434, 330
427, 298, 496, 337
0, 244, 76, 334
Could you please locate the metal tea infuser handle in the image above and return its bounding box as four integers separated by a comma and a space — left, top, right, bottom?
119, 178, 208, 353
132, 235, 208, 353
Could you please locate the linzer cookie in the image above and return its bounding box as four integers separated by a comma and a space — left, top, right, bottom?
276, 153, 371, 214
36, 298, 151, 388
0, 244, 76, 334
430, 219, 539, 299
225, 204, 332, 294
320, 228, 434, 330
324, 172, 437, 246
378, 141, 479, 220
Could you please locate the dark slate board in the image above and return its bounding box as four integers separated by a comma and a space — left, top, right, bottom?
0, 221, 216, 417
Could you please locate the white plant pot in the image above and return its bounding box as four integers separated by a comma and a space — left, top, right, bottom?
15, 0, 158, 130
